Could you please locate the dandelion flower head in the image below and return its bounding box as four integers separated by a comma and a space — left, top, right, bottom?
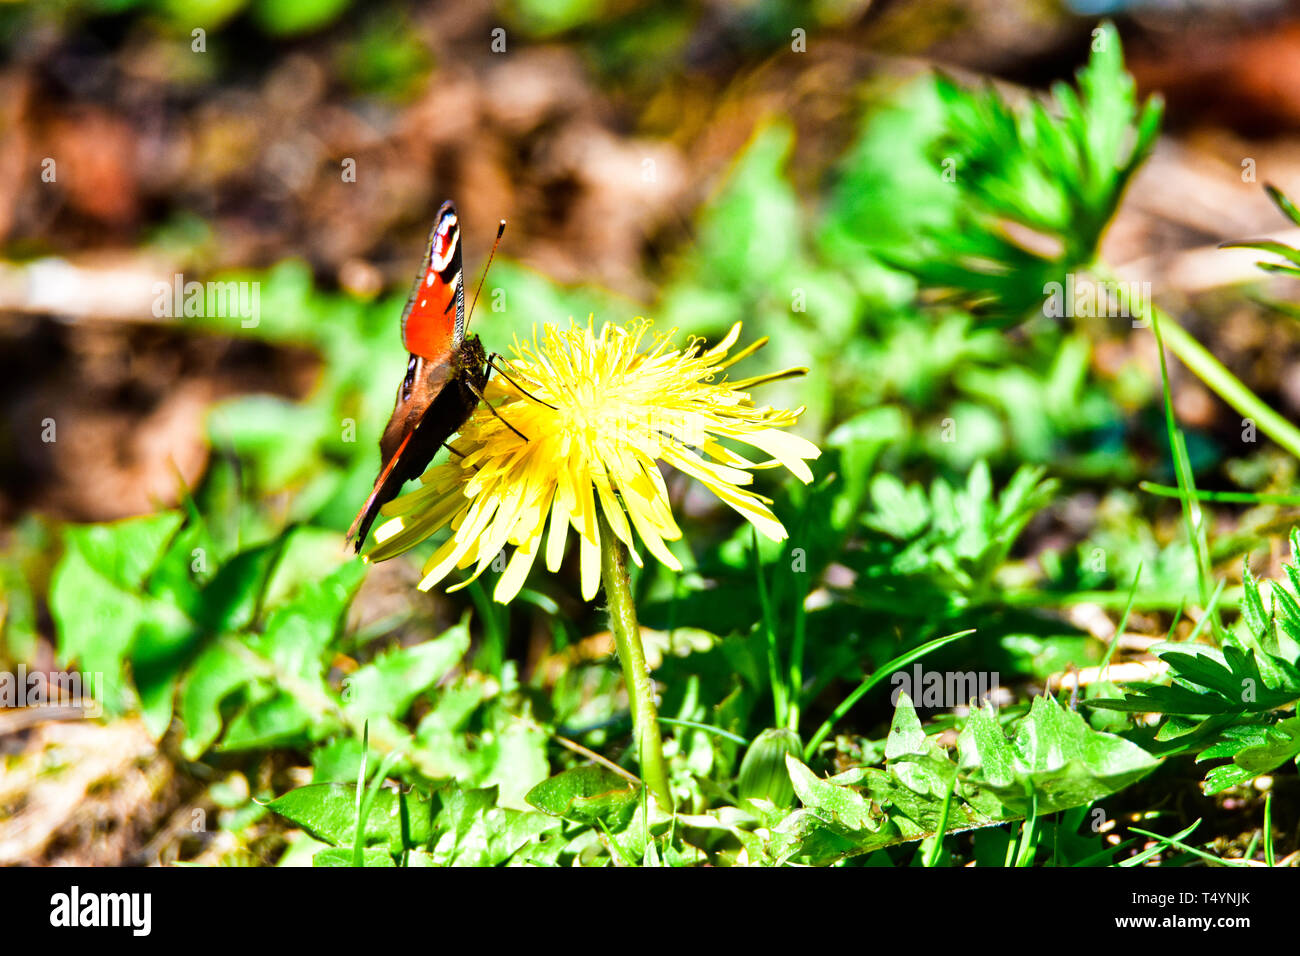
367, 318, 820, 603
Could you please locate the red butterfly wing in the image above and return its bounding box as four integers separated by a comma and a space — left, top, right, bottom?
401, 199, 465, 363
346, 201, 471, 553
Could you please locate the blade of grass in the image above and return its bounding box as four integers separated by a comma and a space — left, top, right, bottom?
552, 734, 643, 788
1099, 563, 1143, 681
1155, 308, 1300, 460
467, 579, 506, 677
803, 628, 976, 759
922, 770, 958, 868
353, 741, 405, 868
398, 787, 411, 867
1147, 301, 1218, 635
787, 571, 808, 734
1072, 838, 1136, 867
1013, 792, 1039, 867
1265, 790, 1275, 867
1182, 577, 1226, 645
1140, 482, 1300, 506
353, 749, 405, 867
786, 505, 811, 734
1161, 598, 1186, 642
1243, 828, 1261, 863
1118, 819, 1202, 867
1000, 587, 1242, 611
1128, 825, 1251, 867
752, 527, 787, 729
354, 721, 369, 824
1098, 262, 1300, 459
656, 717, 750, 746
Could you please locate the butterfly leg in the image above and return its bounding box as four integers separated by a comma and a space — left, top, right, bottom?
486, 353, 557, 410
465, 379, 531, 442
441, 441, 482, 472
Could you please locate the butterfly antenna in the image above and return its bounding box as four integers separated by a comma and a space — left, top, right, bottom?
465, 219, 506, 333
487, 353, 556, 410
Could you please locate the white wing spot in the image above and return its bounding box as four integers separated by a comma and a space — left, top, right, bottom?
426, 273, 436, 287
420, 299, 426, 307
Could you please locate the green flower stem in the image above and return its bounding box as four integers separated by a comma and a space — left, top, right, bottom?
597, 509, 673, 811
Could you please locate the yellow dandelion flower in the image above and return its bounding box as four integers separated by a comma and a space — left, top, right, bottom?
365, 318, 821, 604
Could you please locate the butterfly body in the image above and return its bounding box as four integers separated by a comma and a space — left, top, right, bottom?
347, 200, 488, 553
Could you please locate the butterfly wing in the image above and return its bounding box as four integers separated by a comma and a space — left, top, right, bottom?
344, 418, 417, 551
345, 356, 449, 550
401, 199, 465, 363
346, 202, 472, 553
345, 350, 485, 553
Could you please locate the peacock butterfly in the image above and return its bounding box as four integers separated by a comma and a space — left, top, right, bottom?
346, 200, 500, 553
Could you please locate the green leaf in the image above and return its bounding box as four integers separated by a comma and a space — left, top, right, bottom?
195, 539, 284, 634
785, 755, 879, 833
1232, 716, 1300, 775
220, 693, 319, 750
248, 559, 366, 681
472, 719, 551, 812
866, 21, 1161, 325
259, 526, 355, 610
1267, 183, 1300, 227
312, 847, 395, 867
737, 728, 803, 808
525, 765, 641, 828
960, 695, 1159, 814
131, 612, 201, 737
884, 694, 958, 799
50, 513, 190, 710
426, 787, 503, 866
178, 640, 261, 759
1203, 762, 1261, 796
49, 550, 142, 713
267, 782, 433, 854
342, 620, 470, 724
63, 512, 184, 591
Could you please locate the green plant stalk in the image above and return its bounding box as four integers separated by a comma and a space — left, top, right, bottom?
1264, 791, 1275, 867
1148, 304, 1221, 635
923, 771, 957, 868
785, 506, 811, 734
999, 587, 1243, 611
598, 509, 673, 811
1091, 264, 1300, 458
1013, 793, 1039, 867
786, 594, 806, 733
1156, 313, 1300, 458
1140, 482, 1300, 506
656, 717, 749, 746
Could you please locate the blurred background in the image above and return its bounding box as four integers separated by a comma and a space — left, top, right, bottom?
4, 0, 1300, 530
5, 0, 1300, 865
